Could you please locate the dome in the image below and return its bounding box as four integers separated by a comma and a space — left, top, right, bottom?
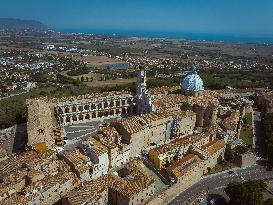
181, 73, 204, 92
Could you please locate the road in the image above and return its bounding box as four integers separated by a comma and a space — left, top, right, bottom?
0, 90, 29, 101
169, 165, 273, 205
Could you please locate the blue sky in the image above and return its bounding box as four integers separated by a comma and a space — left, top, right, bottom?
1, 0, 273, 36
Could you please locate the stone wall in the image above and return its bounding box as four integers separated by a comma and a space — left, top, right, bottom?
26, 97, 59, 149
54, 95, 137, 126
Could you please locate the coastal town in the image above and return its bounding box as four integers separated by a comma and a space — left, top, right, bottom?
1, 60, 273, 204
0, 15, 273, 205
1, 29, 273, 99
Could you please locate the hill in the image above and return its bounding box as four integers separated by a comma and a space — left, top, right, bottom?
0, 18, 48, 30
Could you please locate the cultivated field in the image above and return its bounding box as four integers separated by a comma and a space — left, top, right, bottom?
71, 72, 136, 87
72, 55, 127, 68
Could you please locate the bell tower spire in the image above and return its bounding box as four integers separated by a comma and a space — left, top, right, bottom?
136, 69, 147, 96
136, 69, 153, 114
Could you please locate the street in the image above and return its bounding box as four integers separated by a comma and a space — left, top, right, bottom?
169, 165, 273, 205
0, 90, 29, 101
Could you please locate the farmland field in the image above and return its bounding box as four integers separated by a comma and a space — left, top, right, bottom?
72, 55, 127, 68
70, 72, 136, 87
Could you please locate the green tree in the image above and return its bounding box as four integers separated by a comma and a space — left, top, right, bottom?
224, 144, 234, 162
264, 199, 273, 205
261, 113, 273, 167
39, 90, 47, 96
234, 145, 248, 156
225, 180, 267, 205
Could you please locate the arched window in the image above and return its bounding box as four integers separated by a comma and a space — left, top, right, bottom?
72, 115, 77, 121
133, 105, 137, 113
104, 102, 108, 108
58, 108, 63, 114
104, 111, 109, 117
72, 106, 77, 112
79, 114, 83, 121
122, 108, 126, 115
85, 114, 90, 120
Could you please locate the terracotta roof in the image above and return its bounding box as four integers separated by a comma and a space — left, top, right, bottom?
112, 110, 194, 135
152, 91, 219, 110
67, 176, 108, 205
166, 154, 201, 178
62, 150, 92, 174
223, 110, 240, 130
201, 139, 225, 155
94, 134, 119, 149
108, 160, 154, 198
82, 136, 108, 156
24, 172, 78, 193
151, 133, 203, 156
0, 151, 38, 176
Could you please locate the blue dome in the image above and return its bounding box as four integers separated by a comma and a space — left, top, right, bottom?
181, 73, 204, 92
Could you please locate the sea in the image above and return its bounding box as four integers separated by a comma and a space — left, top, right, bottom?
57, 28, 273, 44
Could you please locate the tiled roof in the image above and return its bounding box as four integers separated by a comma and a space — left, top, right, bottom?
166, 154, 201, 178
113, 110, 194, 135
151, 133, 203, 155
108, 160, 154, 198
62, 150, 92, 174
153, 91, 219, 109
223, 110, 240, 130
0, 151, 38, 176
201, 139, 225, 155
67, 176, 108, 205
82, 136, 108, 156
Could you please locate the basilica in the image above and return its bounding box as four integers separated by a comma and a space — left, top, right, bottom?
26, 68, 216, 149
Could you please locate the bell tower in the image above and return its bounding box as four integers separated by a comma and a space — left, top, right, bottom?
136, 69, 147, 96
136, 69, 153, 114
